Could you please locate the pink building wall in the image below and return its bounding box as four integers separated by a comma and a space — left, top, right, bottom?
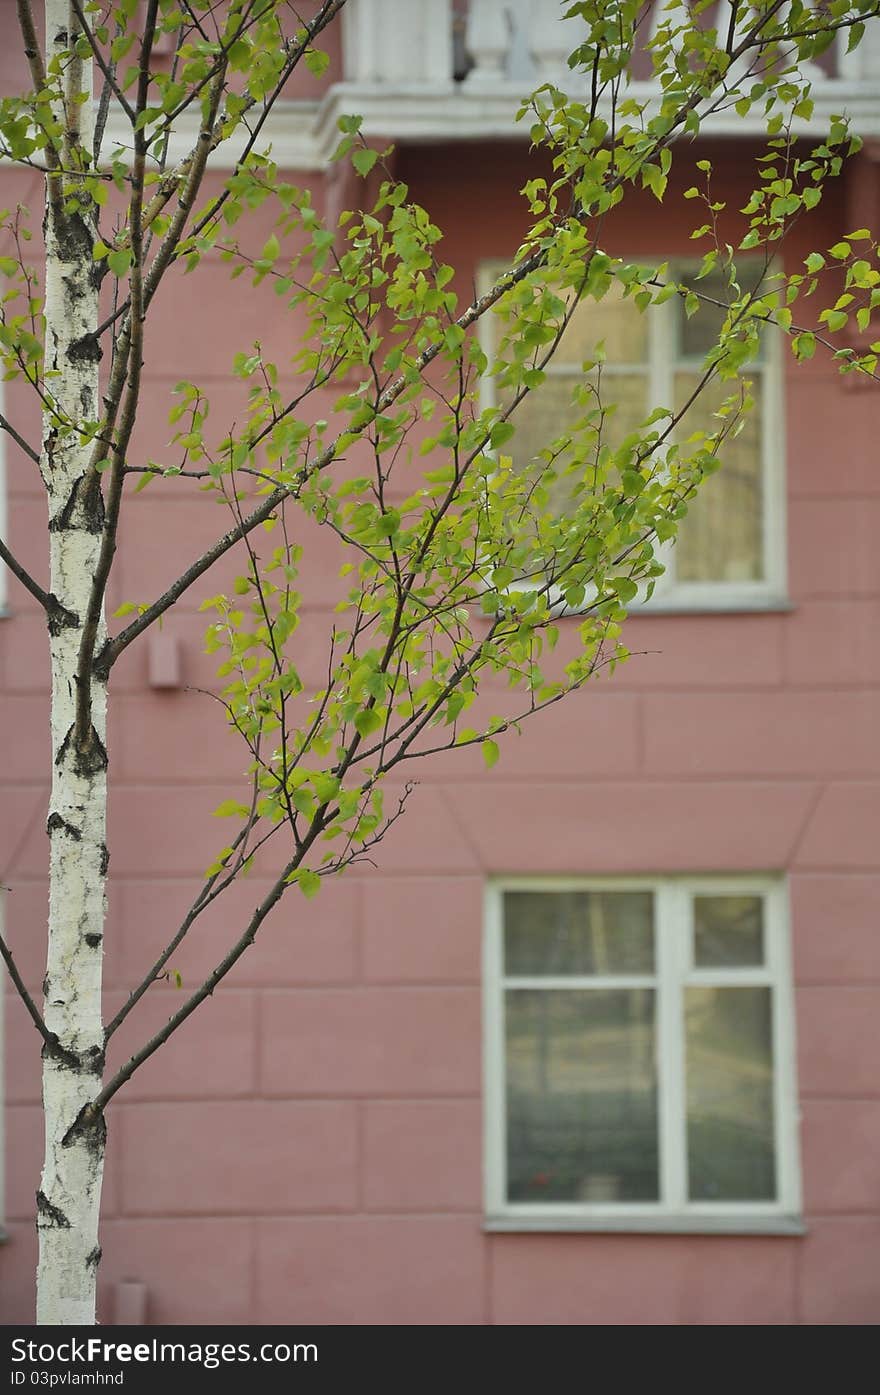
1, 92, 879, 1324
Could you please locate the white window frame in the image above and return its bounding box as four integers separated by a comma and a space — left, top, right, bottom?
477, 259, 788, 613
483, 875, 803, 1234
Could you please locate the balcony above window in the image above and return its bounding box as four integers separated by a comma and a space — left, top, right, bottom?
103, 2, 880, 170
318, 0, 880, 155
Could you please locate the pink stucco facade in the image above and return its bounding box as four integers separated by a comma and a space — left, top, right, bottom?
2, 11, 880, 1327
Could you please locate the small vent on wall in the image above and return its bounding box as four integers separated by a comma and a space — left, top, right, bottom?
148, 633, 181, 690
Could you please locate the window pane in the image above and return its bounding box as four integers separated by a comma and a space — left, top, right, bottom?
686, 986, 775, 1201
557, 280, 649, 365
487, 274, 650, 515
694, 895, 764, 967
504, 889, 654, 976
677, 261, 767, 360
673, 373, 763, 582
503, 370, 649, 503
506, 988, 659, 1202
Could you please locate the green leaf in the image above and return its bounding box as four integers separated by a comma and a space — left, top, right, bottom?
847, 21, 865, 54
213, 799, 251, 818
792, 332, 816, 361
352, 147, 379, 177
354, 707, 383, 738
611, 576, 639, 604
305, 48, 330, 77
312, 773, 340, 804
296, 869, 322, 899
107, 248, 131, 279
482, 739, 500, 769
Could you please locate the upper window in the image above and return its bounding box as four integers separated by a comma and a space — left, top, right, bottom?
479, 260, 786, 611
483, 877, 801, 1232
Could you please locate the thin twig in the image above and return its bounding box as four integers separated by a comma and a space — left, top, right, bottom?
74, 0, 158, 749
15, 0, 61, 219
0, 929, 55, 1050
70, 0, 136, 124
0, 534, 53, 613
103, 824, 253, 1041
94, 832, 324, 1111
0, 413, 40, 464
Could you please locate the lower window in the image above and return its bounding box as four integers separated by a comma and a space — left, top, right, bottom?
483, 877, 802, 1232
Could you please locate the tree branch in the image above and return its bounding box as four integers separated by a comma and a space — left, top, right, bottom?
95, 0, 817, 677
88, 0, 348, 345
96, 763, 415, 1104
0, 413, 40, 465
103, 822, 254, 1041
92, 239, 554, 678
69, 0, 136, 125
93, 827, 327, 1111
15, 0, 61, 220
0, 928, 55, 1051
119, 0, 348, 250
0, 533, 54, 614
74, 0, 158, 747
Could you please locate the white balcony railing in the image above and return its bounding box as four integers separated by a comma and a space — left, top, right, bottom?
456, 0, 880, 89
330, 0, 880, 147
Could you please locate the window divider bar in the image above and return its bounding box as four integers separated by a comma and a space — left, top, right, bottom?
657, 880, 688, 1210
482, 883, 506, 1218
503, 974, 656, 990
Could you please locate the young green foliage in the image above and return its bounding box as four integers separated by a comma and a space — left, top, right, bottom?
1, 0, 879, 1325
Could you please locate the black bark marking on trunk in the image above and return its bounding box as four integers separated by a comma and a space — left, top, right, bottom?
48, 471, 105, 536
84, 933, 102, 949
80, 472, 105, 534
86, 1246, 102, 1270
62, 1100, 106, 1152
69, 333, 103, 365
47, 811, 82, 841
55, 721, 109, 775
46, 596, 80, 635
42, 1037, 87, 1071
99, 844, 109, 876
73, 725, 108, 777
52, 207, 94, 266
44, 423, 59, 471
36, 1191, 71, 1229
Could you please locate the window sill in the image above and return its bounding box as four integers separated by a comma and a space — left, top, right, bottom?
634, 593, 794, 617
536, 591, 795, 621
484, 1213, 806, 1236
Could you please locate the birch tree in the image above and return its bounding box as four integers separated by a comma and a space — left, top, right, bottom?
1, 0, 878, 1324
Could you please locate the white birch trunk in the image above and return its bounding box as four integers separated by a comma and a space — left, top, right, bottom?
36, 0, 106, 1326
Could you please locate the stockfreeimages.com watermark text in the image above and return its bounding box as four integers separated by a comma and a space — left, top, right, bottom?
11, 1338, 317, 1379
